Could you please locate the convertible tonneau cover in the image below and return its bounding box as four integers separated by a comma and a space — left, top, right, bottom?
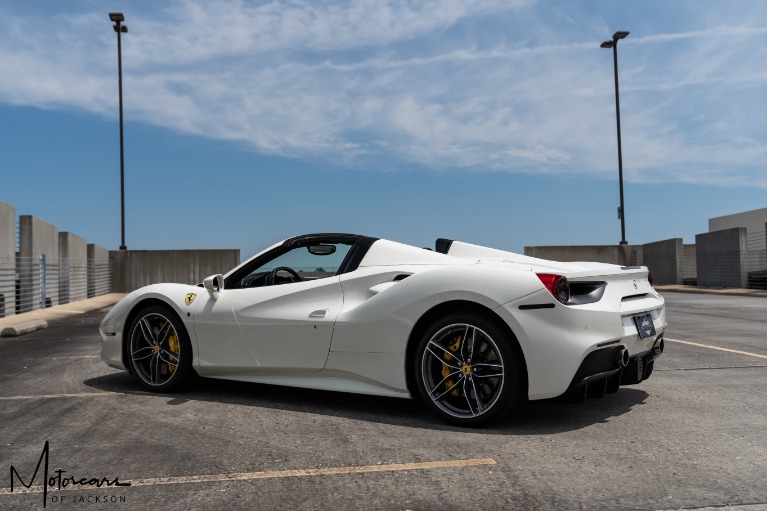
437, 238, 546, 265
437, 238, 649, 280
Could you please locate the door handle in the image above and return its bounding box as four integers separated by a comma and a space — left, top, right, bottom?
309, 309, 328, 318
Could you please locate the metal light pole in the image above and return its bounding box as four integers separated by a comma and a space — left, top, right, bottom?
601, 30, 629, 245
110, 12, 128, 250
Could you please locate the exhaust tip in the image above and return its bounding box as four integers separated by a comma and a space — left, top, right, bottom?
616, 348, 629, 367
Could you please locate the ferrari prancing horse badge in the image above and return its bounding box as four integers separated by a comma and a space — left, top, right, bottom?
185, 293, 196, 306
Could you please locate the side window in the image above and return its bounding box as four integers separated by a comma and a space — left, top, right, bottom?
235, 243, 352, 288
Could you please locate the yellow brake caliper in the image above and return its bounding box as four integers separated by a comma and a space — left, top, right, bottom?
442, 336, 462, 396
167, 333, 179, 373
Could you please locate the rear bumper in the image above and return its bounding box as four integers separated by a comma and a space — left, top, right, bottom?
558, 336, 665, 401
496, 288, 667, 400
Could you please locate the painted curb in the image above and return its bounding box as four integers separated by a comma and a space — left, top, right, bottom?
0, 320, 48, 337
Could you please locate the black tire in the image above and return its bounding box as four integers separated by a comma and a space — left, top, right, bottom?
413, 311, 526, 427
125, 305, 195, 392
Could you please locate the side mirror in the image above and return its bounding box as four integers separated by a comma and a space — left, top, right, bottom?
203, 274, 224, 300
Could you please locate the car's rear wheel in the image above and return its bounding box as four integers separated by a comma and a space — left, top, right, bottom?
126, 305, 194, 391
414, 312, 526, 426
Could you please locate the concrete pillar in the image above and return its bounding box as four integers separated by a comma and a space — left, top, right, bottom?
87, 244, 111, 297
695, 228, 748, 288
0, 201, 15, 317
19, 215, 59, 311
751, 223, 767, 289
59, 232, 88, 304
642, 238, 684, 285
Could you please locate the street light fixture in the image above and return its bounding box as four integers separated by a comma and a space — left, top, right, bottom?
601, 30, 629, 245
110, 12, 128, 250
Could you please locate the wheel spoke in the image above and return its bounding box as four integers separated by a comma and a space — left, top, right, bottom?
432, 375, 465, 401
429, 369, 461, 396
470, 378, 485, 413
459, 325, 477, 363
474, 362, 503, 370
140, 318, 156, 345
468, 326, 477, 362
459, 325, 471, 362
462, 377, 476, 416
426, 345, 462, 369
132, 346, 154, 361
161, 348, 179, 363
156, 321, 172, 346
159, 353, 178, 367
474, 361, 503, 379
428, 340, 464, 366
149, 354, 158, 384
474, 372, 504, 379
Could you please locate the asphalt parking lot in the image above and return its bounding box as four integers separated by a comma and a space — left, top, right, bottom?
1, 292, 765, 511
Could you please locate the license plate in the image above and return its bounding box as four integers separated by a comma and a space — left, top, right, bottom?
633, 313, 656, 339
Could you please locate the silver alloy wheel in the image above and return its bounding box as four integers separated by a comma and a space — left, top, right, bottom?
129, 312, 181, 387
421, 323, 505, 419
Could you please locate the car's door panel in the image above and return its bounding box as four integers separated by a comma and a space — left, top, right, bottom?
193, 276, 342, 373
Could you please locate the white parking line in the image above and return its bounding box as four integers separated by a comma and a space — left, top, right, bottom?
665, 338, 767, 360
0, 458, 497, 495
49, 355, 100, 359
15, 355, 100, 361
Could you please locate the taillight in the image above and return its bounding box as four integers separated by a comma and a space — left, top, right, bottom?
648, 272, 653, 288
537, 273, 570, 304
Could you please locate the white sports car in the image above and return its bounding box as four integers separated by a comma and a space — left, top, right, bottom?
100, 233, 666, 426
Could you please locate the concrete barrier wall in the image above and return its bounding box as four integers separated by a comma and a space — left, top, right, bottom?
0, 201, 15, 317
112, 249, 241, 293
88, 244, 111, 298
523, 245, 643, 266
19, 215, 59, 311
642, 238, 684, 285
696, 228, 748, 288
59, 232, 88, 304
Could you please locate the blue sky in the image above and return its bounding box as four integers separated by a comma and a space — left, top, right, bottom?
1, 0, 766, 259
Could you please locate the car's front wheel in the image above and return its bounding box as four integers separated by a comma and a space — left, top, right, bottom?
126, 305, 194, 391
414, 312, 526, 426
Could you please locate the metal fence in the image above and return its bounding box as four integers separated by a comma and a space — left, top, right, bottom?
746, 230, 767, 290
0, 257, 15, 317
89, 259, 114, 298
0, 256, 113, 318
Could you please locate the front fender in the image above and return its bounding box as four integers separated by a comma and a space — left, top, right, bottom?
99, 283, 206, 369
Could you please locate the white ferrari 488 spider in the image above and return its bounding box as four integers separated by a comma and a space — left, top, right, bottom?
101, 233, 666, 426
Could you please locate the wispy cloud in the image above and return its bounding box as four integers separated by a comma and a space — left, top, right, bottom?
633, 25, 767, 44
1, 1, 766, 187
